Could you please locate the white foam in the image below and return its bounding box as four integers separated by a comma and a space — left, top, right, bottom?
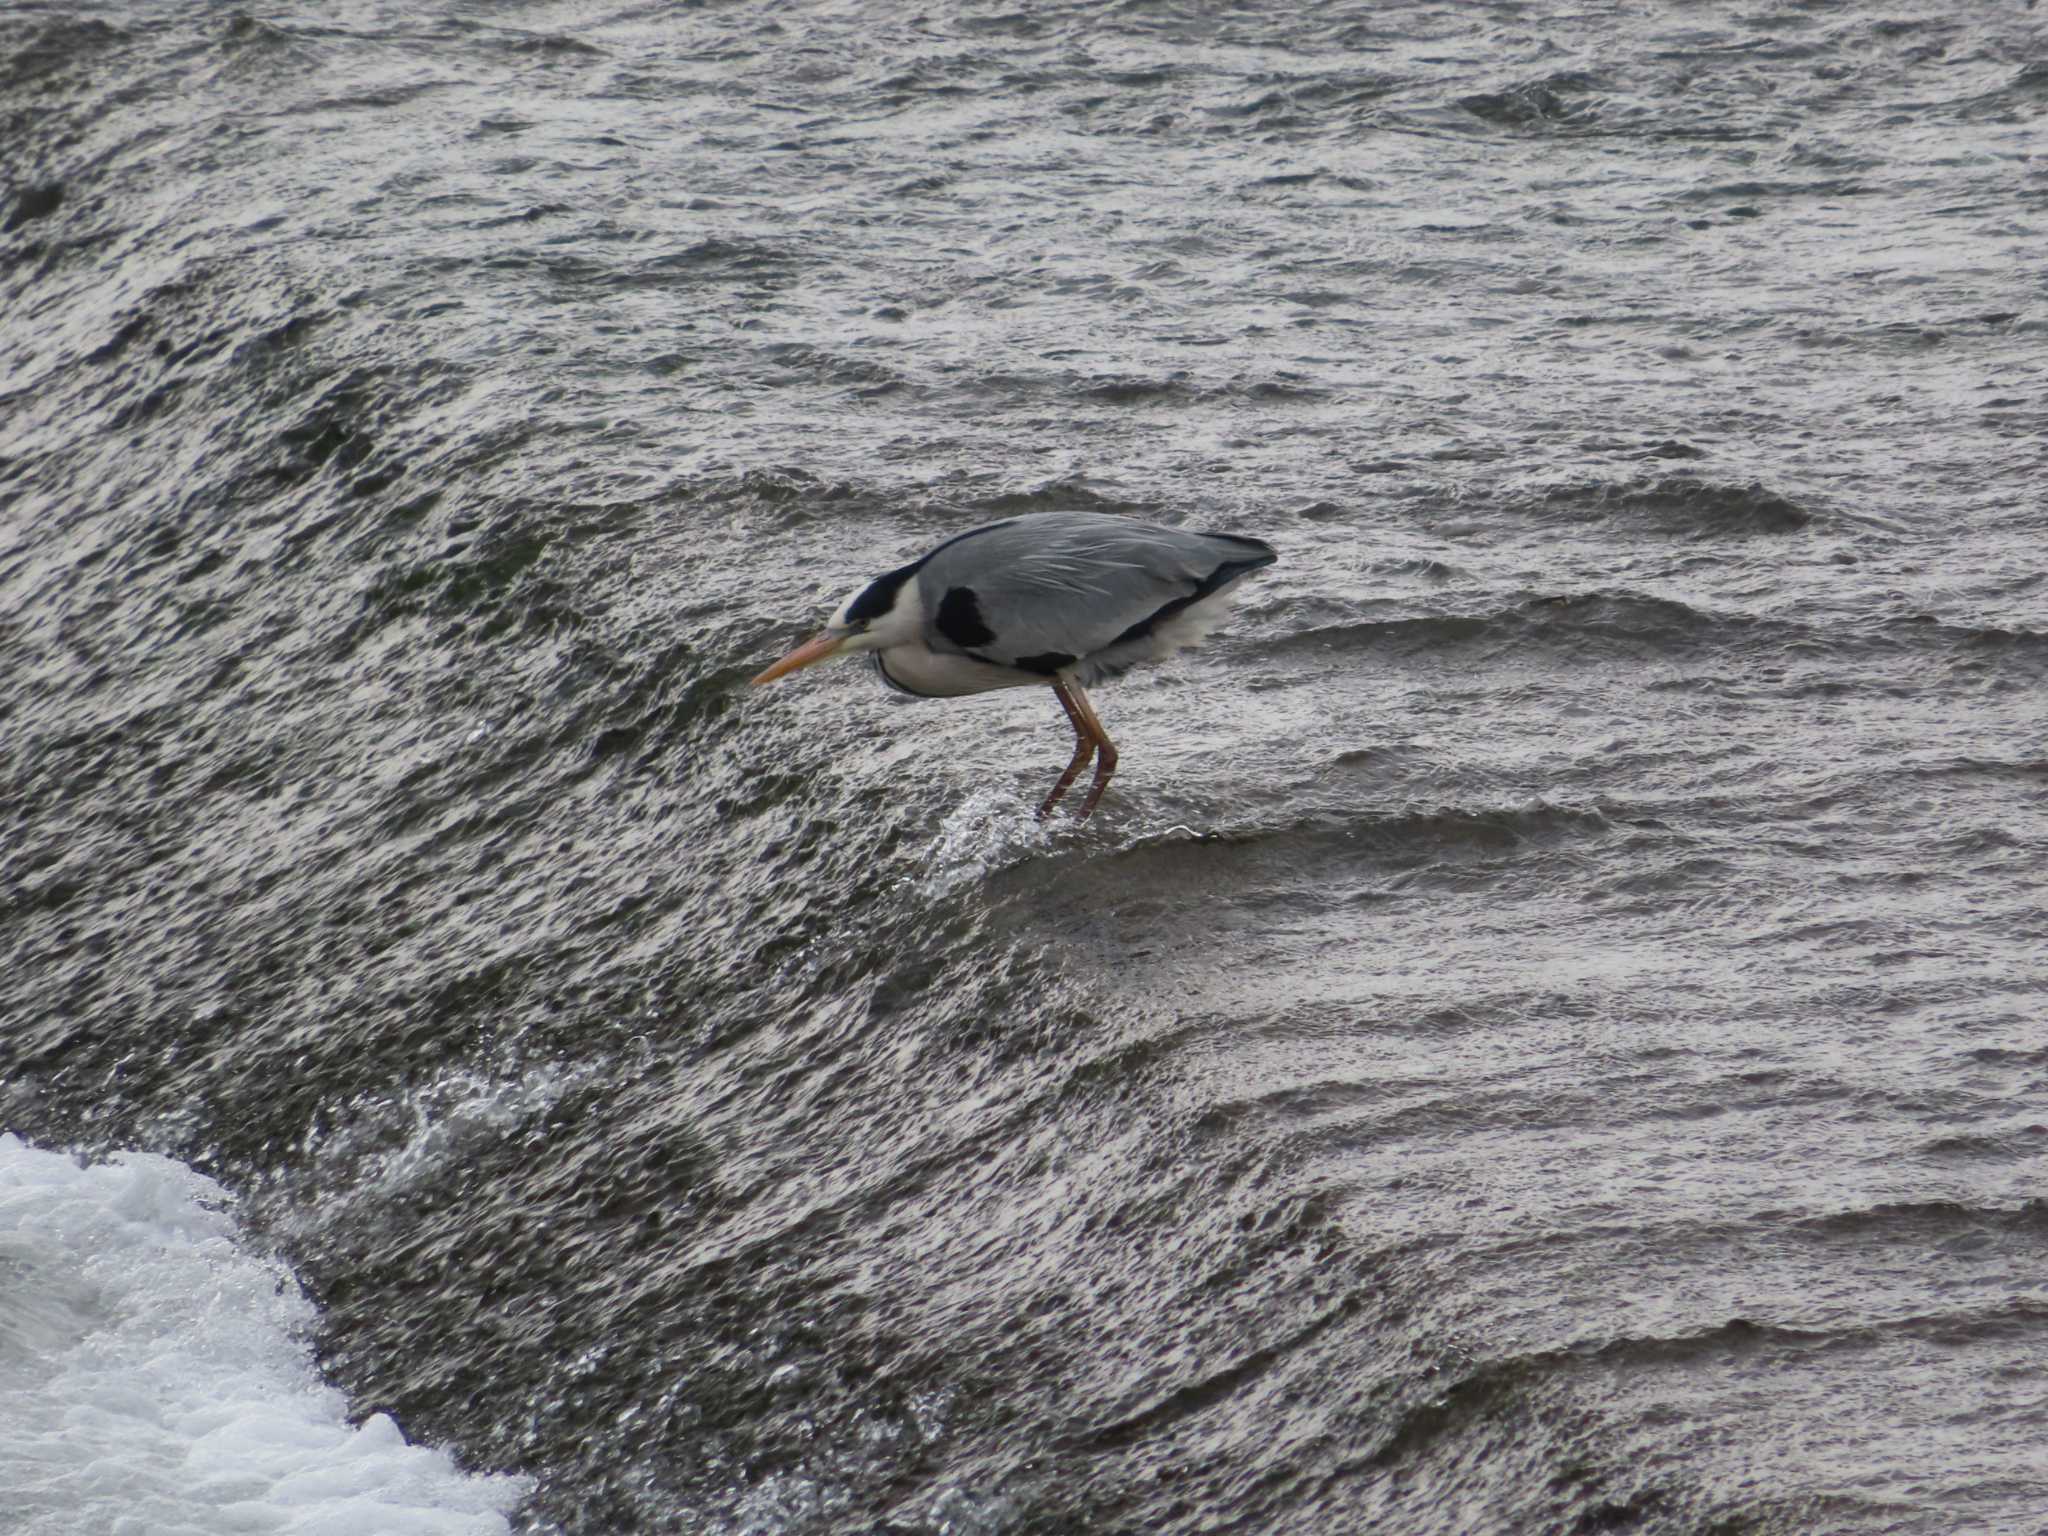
250, 1058, 601, 1234
352, 1061, 594, 1198
0, 1133, 530, 1536
909, 786, 1053, 897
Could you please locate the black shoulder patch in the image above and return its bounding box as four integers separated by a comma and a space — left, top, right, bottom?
1012, 650, 1074, 675
935, 586, 995, 648
849, 521, 1020, 628
845, 560, 921, 624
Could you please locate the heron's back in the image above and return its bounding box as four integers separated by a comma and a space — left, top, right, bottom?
912, 512, 1276, 685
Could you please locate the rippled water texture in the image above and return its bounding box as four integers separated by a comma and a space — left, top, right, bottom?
5, 2, 2047, 1532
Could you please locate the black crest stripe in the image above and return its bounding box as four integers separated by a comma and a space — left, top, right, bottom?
846, 560, 920, 624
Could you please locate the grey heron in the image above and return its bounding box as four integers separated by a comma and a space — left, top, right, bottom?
751, 511, 1278, 820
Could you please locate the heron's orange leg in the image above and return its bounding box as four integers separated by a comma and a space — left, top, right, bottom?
1038, 680, 1096, 819
1066, 683, 1119, 821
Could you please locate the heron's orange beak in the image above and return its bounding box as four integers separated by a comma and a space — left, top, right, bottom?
751, 631, 849, 685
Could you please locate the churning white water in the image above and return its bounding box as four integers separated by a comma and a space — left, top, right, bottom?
0, 1134, 528, 1536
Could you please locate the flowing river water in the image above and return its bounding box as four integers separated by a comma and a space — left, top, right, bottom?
3, 3, 2046, 1532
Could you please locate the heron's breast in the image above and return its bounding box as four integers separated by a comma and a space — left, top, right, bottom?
874, 646, 1040, 699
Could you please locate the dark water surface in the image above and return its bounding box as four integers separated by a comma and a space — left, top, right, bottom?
5, 1, 2047, 1531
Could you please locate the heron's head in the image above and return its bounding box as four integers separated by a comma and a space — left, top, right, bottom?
750, 564, 924, 686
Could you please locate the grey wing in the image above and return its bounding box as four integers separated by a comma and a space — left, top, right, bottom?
917, 512, 1274, 674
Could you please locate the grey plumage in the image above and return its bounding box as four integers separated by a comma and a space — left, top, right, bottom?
754, 509, 1278, 819
869, 512, 1276, 694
